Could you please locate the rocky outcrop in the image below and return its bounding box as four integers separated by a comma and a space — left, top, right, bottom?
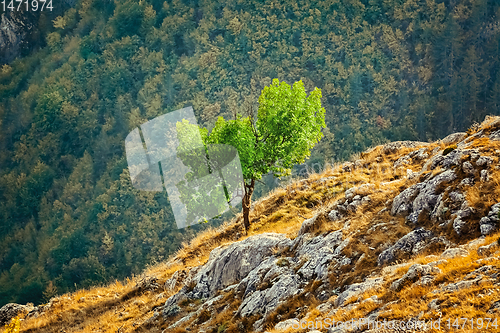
162, 224, 353, 330
0, 303, 33, 325
432, 265, 498, 293
391, 170, 457, 224
189, 233, 292, 299
479, 203, 500, 235
334, 277, 384, 307
331, 183, 374, 217
382, 141, 429, 155
441, 132, 467, 145
390, 264, 441, 291
144, 122, 500, 332
377, 228, 449, 266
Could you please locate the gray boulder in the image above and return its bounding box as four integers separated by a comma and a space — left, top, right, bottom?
238, 273, 301, 318
334, 277, 383, 307
441, 132, 466, 145
236, 257, 284, 297
460, 177, 474, 187
298, 214, 320, 236
478, 203, 500, 235
440, 247, 468, 259
481, 169, 490, 182
183, 233, 292, 300
391, 183, 424, 216
463, 161, 475, 174
295, 230, 345, 281
481, 224, 497, 235
391, 170, 456, 223
412, 170, 456, 214
476, 156, 493, 167
328, 209, 341, 222
390, 264, 441, 291
163, 304, 181, 318
452, 203, 476, 235
477, 242, 498, 257
164, 269, 188, 292
453, 217, 468, 235
449, 191, 465, 203
377, 228, 434, 266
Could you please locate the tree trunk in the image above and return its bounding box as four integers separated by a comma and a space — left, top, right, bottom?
242, 179, 255, 234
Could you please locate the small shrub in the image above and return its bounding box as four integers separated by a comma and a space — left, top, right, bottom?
442, 145, 457, 156
218, 322, 228, 333
276, 258, 290, 267
4, 317, 21, 333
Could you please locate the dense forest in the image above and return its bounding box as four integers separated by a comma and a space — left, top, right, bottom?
1, 0, 500, 306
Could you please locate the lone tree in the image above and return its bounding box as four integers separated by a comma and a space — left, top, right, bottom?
178, 79, 325, 233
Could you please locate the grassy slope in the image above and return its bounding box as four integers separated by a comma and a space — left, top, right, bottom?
7, 116, 500, 333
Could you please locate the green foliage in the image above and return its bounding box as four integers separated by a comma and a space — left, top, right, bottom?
208, 79, 325, 180
177, 79, 325, 230
217, 322, 228, 333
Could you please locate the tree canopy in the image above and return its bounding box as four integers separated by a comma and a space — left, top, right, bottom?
177, 79, 325, 231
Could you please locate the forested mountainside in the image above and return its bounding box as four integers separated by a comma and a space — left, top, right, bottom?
3, 116, 500, 333
0, 1, 76, 63
1, 0, 500, 307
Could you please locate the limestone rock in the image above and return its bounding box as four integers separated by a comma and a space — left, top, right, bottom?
275, 318, 300, 330
463, 161, 475, 174
298, 214, 320, 236
481, 169, 490, 182
453, 217, 468, 235
377, 228, 435, 266
476, 156, 493, 167
477, 242, 499, 257
238, 273, 301, 318
390, 264, 441, 291
478, 203, 500, 235
481, 224, 497, 235
440, 247, 469, 259
189, 233, 292, 299
441, 132, 466, 145
164, 269, 188, 292
334, 277, 383, 307
295, 230, 345, 281
328, 209, 341, 222
391, 170, 456, 224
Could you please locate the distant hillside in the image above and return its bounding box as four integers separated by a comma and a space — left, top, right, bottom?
3, 115, 500, 332
1, 0, 500, 308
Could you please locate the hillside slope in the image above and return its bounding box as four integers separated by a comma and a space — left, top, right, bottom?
4, 115, 500, 332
